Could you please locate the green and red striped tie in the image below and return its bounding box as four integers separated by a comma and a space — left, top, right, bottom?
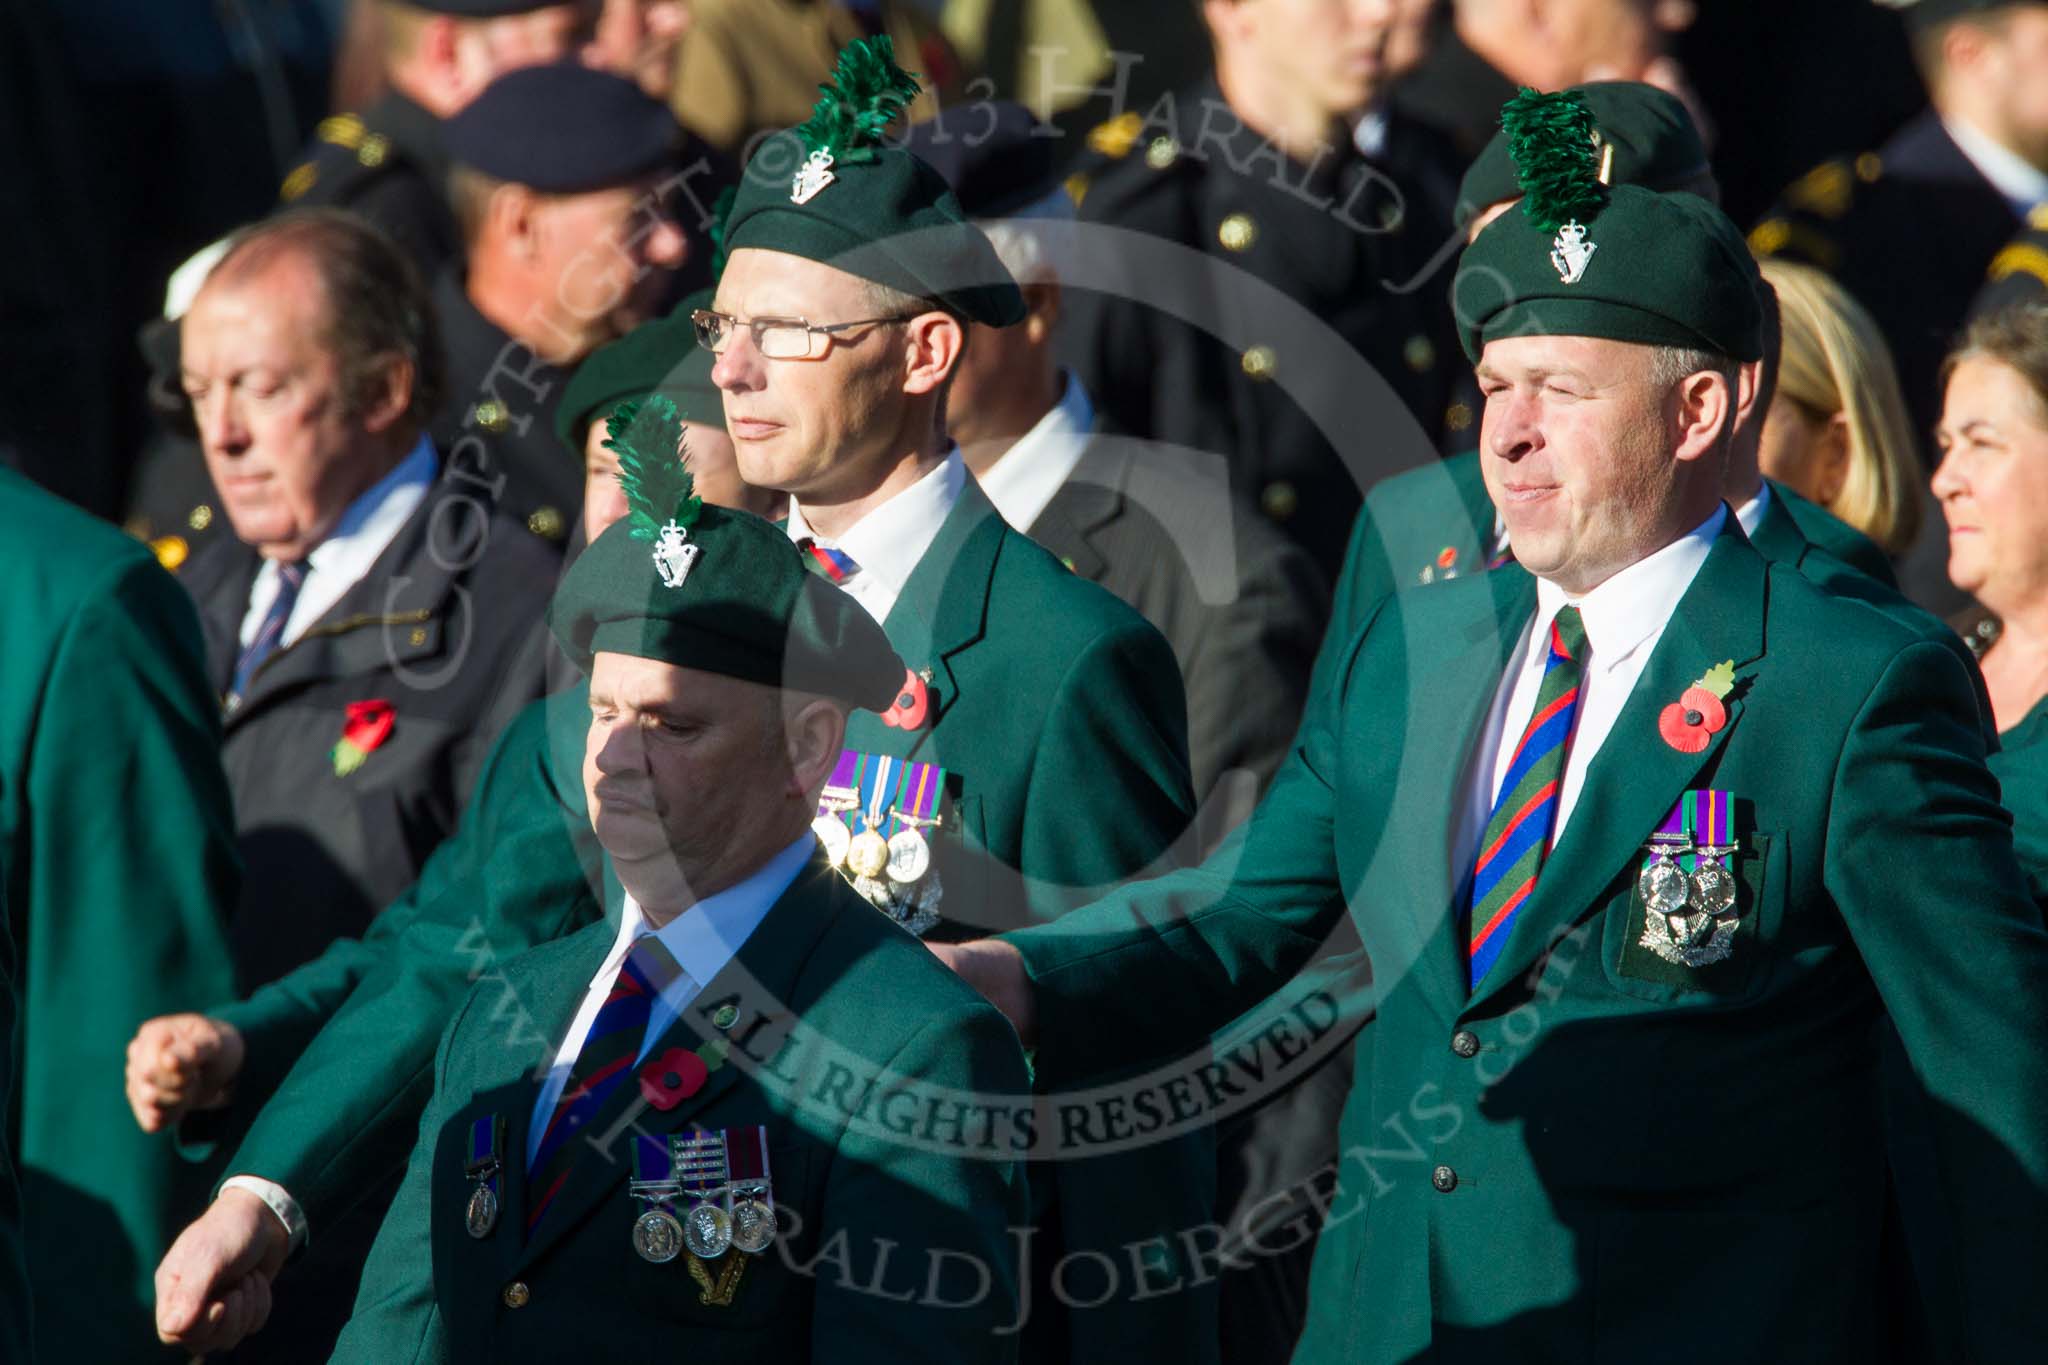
1466, 605, 1587, 986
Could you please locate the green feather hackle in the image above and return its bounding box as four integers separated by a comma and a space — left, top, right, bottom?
707, 185, 737, 281
605, 394, 700, 541
1501, 88, 1609, 234
794, 35, 923, 165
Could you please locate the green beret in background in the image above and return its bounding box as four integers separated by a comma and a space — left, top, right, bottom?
1457, 81, 1714, 222
1454, 90, 1762, 364
722, 36, 1024, 327
549, 395, 903, 709
554, 289, 721, 455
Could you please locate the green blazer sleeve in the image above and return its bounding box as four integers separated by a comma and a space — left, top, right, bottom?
216, 693, 601, 1230
1020, 617, 1197, 913
16, 552, 240, 1352
1822, 638, 2048, 1363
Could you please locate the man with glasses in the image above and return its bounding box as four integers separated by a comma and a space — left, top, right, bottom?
694, 37, 1216, 1363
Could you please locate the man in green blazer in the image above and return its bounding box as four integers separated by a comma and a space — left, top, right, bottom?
942, 124, 2048, 1363
0, 467, 241, 1360
335, 445, 1030, 1361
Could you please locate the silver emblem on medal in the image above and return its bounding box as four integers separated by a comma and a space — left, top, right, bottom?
730, 1194, 775, 1254
1636, 854, 1688, 917
633, 1207, 685, 1263
684, 1201, 734, 1259
465, 1184, 498, 1239
885, 828, 930, 884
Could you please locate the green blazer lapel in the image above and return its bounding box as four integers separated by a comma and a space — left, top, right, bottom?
1743, 489, 1811, 568
514, 862, 847, 1271
1380, 566, 1537, 1026
1467, 526, 1769, 1013
875, 475, 1007, 743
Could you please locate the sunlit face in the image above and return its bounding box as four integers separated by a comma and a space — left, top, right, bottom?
1476, 333, 1692, 594
710, 248, 916, 503
584, 653, 794, 908
582, 413, 756, 544
1933, 356, 2048, 610
1210, 0, 1397, 118
529, 172, 687, 364
591, 0, 689, 99
1979, 8, 2048, 170
182, 257, 399, 561
454, 1, 603, 96
1757, 392, 1848, 508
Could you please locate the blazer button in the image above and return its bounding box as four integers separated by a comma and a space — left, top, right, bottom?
502, 1281, 531, 1309
1450, 1030, 1480, 1058
1431, 1165, 1458, 1193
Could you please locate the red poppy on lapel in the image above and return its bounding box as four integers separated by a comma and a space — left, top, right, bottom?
331, 699, 395, 776
1658, 661, 1736, 754
1435, 545, 1459, 571
639, 1047, 710, 1111
879, 667, 930, 730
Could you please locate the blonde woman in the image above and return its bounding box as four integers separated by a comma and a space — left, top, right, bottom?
1756, 258, 1922, 556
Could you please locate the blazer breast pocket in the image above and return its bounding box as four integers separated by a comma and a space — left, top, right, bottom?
1601, 830, 1782, 1003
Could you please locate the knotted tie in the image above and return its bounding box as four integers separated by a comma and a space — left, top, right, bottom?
1466, 605, 1587, 986
230, 560, 308, 701
526, 935, 684, 1235
796, 537, 860, 584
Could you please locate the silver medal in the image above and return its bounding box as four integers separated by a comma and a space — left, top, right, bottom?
812, 814, 851, 867
885, 828, 930, 884
1636, 856, 1689, 916
730, 1194, 775, 1254
465, 1184, 498, 1239
633, 1207, 685, 1263
683, 1200, 733, 1259
1688, 858, 1737, 917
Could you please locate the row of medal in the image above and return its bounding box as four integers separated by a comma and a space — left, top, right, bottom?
813, 750, 946, 937
628, 1128, 778, 1264
1635, 789, 1743, 966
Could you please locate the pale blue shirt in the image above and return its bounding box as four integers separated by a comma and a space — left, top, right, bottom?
523, 833, 815, 1166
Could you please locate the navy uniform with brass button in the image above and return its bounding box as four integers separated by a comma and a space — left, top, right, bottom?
1060, 76, 1466, 578
1971, 203, 2048, 319
280, 94, 461, 284
430, 65, 696, 549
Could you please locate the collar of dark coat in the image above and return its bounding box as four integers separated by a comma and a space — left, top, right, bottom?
368, 89, 450, 184
195, 464, 476, 725
1461, 518, 1770, 1013
1022, 435, 1124, 581
512, 857, 851, 1270
1743, 482, 1813, 569
878, 473, 1008, 730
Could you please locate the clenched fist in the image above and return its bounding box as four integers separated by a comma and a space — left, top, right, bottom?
125, 1013, 244, 1133
155, 1188, 289, 1352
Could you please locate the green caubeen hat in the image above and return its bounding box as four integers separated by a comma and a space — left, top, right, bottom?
549, 394, 904, 709
554, 287, 722, 455
721, 36, 1025, 327
1454, 89, 1762, 366
1456, 82, 1713, 223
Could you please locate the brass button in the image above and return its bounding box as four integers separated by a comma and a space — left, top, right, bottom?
188, 504, 214, 531
1145, 136, 1179, 171
1260, 480, 1298, 522
1854, 152, 1882, 183
1403, 333, 1436, 373
1218, 212, 1257, 253
1450, 1031, 1480, 1059
527, 506, 565, 540
1431, 1165, 1458, 1193
408, 627, 428, 646
1241, 345, 1277, 381
358, 133, 389, 168
1444, 400, 1474, 433
473, 400, 509, 434
150, 535, 190, 573
502, 1281, 530, 1309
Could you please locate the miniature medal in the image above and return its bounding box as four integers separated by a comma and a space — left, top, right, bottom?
1637, 847, 1689, 917
634, 1206, 685, 1263
731, 1195, 775, 1255
725, 1128, 777, 1254
684, 1201, 734, 1259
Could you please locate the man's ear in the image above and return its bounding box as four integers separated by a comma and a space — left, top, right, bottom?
490, 183, 544, 262
1733, 356, 1765, 431
355, 354, 415, 435
785, 698, 846, 799
901, 311, 966, 397
1672, 369, 1735, 465
1021, 280, 1062, 347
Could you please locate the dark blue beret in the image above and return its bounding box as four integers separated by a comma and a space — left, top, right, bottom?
899, 101, 1060, 219
409, 0, 577, 15
447, 64, 682, 193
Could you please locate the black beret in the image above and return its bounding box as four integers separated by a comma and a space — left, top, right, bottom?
899, 101, 1061, 219
446, 64, 682, 193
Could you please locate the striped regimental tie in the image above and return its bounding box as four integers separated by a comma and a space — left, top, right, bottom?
526, 935, 685, 1236
1465, 605, 1587, 986
229, 560, 308, 702
796, 537, 860, 584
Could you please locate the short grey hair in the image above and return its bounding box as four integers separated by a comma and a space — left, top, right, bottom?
1646, 344, 1738, 391
973, 185, 1077, 286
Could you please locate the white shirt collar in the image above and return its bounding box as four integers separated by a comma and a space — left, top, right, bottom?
1532, 504, 1727, 677
975, 373, 1095, 532
1944, 115, 2048, 217
784, 449, 966, 621
1733, 482, 1770, 537
598, 831, 816, 991
239, 434, 438, 649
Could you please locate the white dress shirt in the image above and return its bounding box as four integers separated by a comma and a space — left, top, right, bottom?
237, 435, 437, 650
1945, 115, 2048, 219
524, 832, 813, 1166
975, 373, 1095, 533
784, 448, 966, 623
1454, 506, 1726, 875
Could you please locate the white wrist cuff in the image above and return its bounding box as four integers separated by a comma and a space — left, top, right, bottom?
220, 1175, 308, 1251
